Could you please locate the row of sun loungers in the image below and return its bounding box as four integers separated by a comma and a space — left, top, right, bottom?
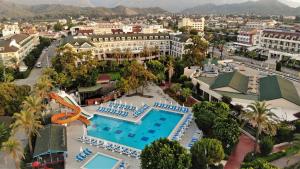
187, 131, 203, 149
172, 114, 193, 141
154, 102, 189, 113
133, 104, 150, 117
77, 136, 141, 159
109, 102, 137, 111
97, 107, 129, 117
75, 148, 93, 162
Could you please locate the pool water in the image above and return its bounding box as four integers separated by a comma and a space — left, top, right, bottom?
83, 153, 118, 169
87, 109, 183, 150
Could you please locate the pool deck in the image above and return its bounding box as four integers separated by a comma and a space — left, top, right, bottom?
65, 84, 198, 169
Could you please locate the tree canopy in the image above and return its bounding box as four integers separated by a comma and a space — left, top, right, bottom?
212, 118, 241, 153
190, 138, 225, 169
141, 138, 191, 169
119, 60, 156, 94
52, 46, 99, 88
192, 101, 230, 135
0, 83, 31, 116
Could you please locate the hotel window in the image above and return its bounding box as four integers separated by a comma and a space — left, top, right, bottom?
127, 37, 131, 40
105, 38, 108, 41
149, 36, 153, 40
143, 36, 147, 40
155, 36, 158, 39
116, 37, 120, 40
133, 37, 136, 40
138, 36, 142, 40
110, 38, 114, 41
122, 37, 125, 41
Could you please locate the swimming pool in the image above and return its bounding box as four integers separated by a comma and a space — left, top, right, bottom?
82, 153, 119, 169
87, 109, 183, 150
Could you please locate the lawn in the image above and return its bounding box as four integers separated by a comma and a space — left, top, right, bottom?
108, 72, 121, 81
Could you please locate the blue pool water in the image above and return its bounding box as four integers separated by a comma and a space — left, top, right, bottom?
83, 153, 118, 169
87, 109, 183, 150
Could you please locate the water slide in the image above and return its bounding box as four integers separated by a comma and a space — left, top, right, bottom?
49, 92, 90, 126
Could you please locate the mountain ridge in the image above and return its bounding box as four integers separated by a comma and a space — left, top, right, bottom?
182, 0, 300, 15
0, 1, 167, 19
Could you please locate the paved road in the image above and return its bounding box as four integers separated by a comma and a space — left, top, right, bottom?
14, 40, 58, 86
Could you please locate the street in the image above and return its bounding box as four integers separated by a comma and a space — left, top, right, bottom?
14, 40, 59, 86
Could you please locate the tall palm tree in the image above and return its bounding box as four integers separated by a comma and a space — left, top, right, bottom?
1, 137, 24, 169
217, 40, 226, 60
240, 101, 278, 153
34, 75, 53, 100
124, 48, 133, 61
22, 95, 44, 116
167, 59, 174, 85
11, 110, 43, 154
112, 48, 121, 64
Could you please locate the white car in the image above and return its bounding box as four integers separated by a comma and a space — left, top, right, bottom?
36, 62, 42, 68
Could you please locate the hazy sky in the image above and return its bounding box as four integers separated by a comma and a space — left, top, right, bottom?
6, 0, 300, 11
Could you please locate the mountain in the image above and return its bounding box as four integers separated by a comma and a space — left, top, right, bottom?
0, 1, 167, 19
3, 0, 94, 7
4, 0, 300, 12
182, 0, 300, 15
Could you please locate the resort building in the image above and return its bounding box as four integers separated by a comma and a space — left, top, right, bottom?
259, 29, 300, 61
63, 32, 192, 60
1, 23, 20, 37
178, 17, 205, 32
0, 33, 39, 66
235, 28, 261, 48
170, 33, 193, 58
188, 66, 300, 121
33, 124, 67, 167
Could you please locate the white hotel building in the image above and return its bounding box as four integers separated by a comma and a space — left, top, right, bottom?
63, 33, 193, 61
0, 33, 39, 66
259, 29, 300, 61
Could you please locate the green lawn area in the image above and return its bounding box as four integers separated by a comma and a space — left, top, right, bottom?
108, 72, 121, 81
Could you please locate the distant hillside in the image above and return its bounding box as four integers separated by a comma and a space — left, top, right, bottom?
182, 0, 300, 15
0, 1, 167, 19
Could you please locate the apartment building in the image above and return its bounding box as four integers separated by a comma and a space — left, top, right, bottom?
170, 33, 193, 58
178, 17, 205, 32
235, 28, 261, 48
63, 33, 192, 61
259, 29, 300, 61
1, 23, 20, 37
0, 33, 39, 66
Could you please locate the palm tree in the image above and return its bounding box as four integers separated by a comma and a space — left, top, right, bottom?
218, 40, 226, 60
124, 48, 133, 61
22, 95, 44, 116
112, 48, 121, 64
34, 75, 53, 100
167, 59, 174, 85
240, 101, 278, 153
1, 137, 24, 169
11, 110, 43, 154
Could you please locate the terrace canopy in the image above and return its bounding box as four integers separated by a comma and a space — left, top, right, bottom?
33, 124, 67, 158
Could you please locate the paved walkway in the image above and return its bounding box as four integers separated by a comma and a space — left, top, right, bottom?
271, 154, 300, 169
224, 134, 255, 169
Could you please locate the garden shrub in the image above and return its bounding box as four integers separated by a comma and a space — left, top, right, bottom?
260, 136, 275, 156
276, 126, 294, 143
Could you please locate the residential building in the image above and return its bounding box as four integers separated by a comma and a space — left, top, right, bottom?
170, 32, 193, 58
234, 28, 261, 48
259, 29, 300, 61
0, 33, 39, 66
1, 23, 20, 37
178, 17, 205, 32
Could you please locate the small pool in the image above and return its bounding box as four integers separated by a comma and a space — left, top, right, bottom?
82, 153, 119, 169
87, 109, 183, 150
